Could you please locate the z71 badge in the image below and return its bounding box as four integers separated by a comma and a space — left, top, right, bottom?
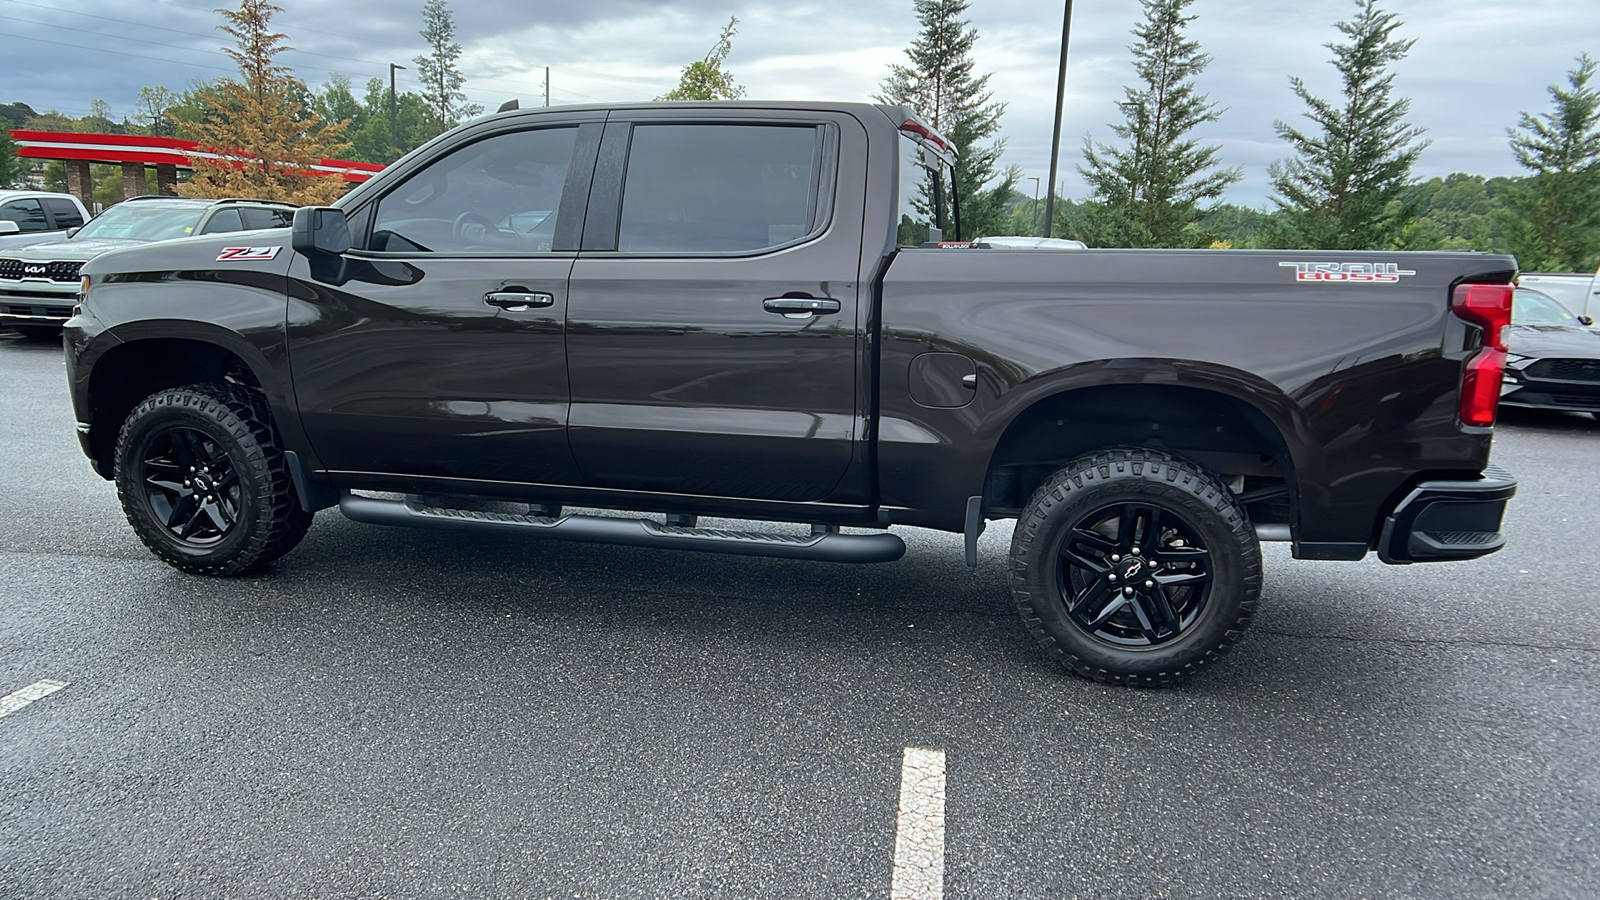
1279, 261, 1416, 283
216, 246, 281, 261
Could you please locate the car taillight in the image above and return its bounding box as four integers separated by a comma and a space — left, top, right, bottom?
1451, 282, 1513, 427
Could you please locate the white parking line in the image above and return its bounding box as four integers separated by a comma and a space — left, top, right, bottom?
0, 680, 69, 718
891, 747, 946, 900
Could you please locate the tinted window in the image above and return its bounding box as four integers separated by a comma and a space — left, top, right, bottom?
617, 124, 822, 253
0, 199, 49, 233
240, 207, 292, 230
372, 127, 577, 254
896, 135, 947, 247
43, 198, 85, 229
200, 208, 244, 234
1513, 289, 1581, 326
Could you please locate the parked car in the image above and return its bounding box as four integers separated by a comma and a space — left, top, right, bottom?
67, 101, 1518, 686
1, 196, 295, 339
1518, 270, 1599, 322
1500, 287, 1600, 416
0, 190, 90, 251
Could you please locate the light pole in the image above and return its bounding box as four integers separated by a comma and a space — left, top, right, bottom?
1042, 0, 1074, 238
1028, 176, 1041, 231
389, 63, 406, 160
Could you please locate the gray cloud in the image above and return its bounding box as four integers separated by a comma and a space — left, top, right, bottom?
3, 0, 1593, 206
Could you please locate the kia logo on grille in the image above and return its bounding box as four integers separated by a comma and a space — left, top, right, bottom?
23, 265, 47, 276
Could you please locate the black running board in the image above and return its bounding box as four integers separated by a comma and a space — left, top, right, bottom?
338, 494, 906, 564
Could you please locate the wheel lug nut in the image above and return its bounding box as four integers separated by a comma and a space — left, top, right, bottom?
1131, 547, 1141, 556
1123, 587, 1134, 597
1145, 580, 1154, 588
1108, 573, 1118, 582
1111, 554, 1121, 562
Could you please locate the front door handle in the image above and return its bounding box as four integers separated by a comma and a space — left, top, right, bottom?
486, 290, 555, 311
763, 296, 842, 316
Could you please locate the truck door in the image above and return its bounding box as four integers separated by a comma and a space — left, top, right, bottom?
287, 118, 600, 486
566, 111, 868, 502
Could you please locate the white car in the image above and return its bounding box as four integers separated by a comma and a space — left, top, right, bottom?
0, 190, 92, 250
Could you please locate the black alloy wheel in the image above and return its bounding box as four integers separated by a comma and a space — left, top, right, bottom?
1009, 448, 1262, 686
137, 426, 243, 546
115, 383, 313, 575
1056, 502, 1213, 648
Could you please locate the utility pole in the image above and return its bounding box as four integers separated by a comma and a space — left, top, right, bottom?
389, 62, 406, 160
544, 67, 550, 108
1042, 0, 1074, 238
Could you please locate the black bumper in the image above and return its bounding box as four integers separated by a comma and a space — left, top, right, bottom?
1378, 465, 1517, 564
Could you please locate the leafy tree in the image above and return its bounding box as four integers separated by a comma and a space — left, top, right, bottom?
345, 77, 432, 163
414, 0, 482, 134
877, 0, 1016, 239
0, 102, 40, 131
132, 86, 181, 137
181, 0, 351, 205
1078, 0, 1239, 248
0, 129, 24, 189
658, 17, 747, 101
1501, 54, 1600, 272
1267, 0, 1429, 249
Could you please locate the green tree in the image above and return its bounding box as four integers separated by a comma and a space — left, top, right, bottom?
1267, 0, 1429, 249
345, 77, 432, 163
0, 129, 24, 189
1501, 54, 1600, 272
658, 17, 747, 101
877, 0, 1016, 239
1078, 0, 1239, 248
132, 86, 181, 137
414, 0, 482, 134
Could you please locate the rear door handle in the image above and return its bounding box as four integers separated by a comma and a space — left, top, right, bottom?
486, 290, 555, 311
763, 296, 842, 316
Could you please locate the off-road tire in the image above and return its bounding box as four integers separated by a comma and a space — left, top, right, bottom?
1009, 448, 1262, 686
114, 383, 312, 575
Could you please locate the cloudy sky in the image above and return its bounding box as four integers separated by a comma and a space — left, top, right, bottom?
3, 0, 1594, 206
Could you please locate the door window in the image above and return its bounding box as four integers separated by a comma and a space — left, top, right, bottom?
617, 124, 823, 253
199, 208, 244, 234
0, 199, 48, 233
43, 198, 85, 229
371, 127, 578, 254
240, 207, 292, 230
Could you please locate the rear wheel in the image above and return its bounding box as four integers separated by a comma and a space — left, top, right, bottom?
114, 383, 312, 575
1009, 448, 1262, 686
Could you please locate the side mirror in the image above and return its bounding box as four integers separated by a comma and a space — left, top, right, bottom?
291, 206, 351, 257
1580, 315, 1594, 327
0, 221, 19, 235
65, 226, 80, 239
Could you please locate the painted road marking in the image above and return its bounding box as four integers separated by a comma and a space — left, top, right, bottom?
0, 680, 69, 718
891, 747, 946, 900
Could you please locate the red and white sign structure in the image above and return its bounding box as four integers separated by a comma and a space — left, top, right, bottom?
9, 130, 385, 183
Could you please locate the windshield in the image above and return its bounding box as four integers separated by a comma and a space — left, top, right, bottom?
74, 203, 206, 242
1513, 289, 1581, 326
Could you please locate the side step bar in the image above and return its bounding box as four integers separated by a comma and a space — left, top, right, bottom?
338, 494, 907, 564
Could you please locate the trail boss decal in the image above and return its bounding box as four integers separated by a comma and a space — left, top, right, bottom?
1279, 261, 1416, 284
216, 246, 281, 261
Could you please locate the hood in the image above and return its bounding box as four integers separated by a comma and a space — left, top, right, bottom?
1508, 324, 1600, 360
4, 237, 147, 263
81, 229, 294, 279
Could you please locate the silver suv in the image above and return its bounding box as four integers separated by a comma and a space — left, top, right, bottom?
1, 196, 295, 339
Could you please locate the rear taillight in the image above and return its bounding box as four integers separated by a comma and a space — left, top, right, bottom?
1451, 282, 1513, 427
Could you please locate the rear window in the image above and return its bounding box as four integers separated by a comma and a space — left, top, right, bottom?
617, 124, 825, 253
896, 135, 950, 247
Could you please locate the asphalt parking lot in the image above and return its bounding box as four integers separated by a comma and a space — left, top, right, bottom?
1, 328, 1597, 899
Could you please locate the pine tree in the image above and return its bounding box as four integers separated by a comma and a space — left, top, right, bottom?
414, 0, 482, 134
182, 0, 351, 205
877, 0, 1016, 240
1267, 0, 1429, 250
1078, 0, 1239, 248
0, 130, 23, 189
1501, 54, 1600, 272
658, 17, 747, 101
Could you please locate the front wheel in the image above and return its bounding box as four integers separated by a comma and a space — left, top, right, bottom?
114, 383, 312, 575
1009, 448, 1262, 686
